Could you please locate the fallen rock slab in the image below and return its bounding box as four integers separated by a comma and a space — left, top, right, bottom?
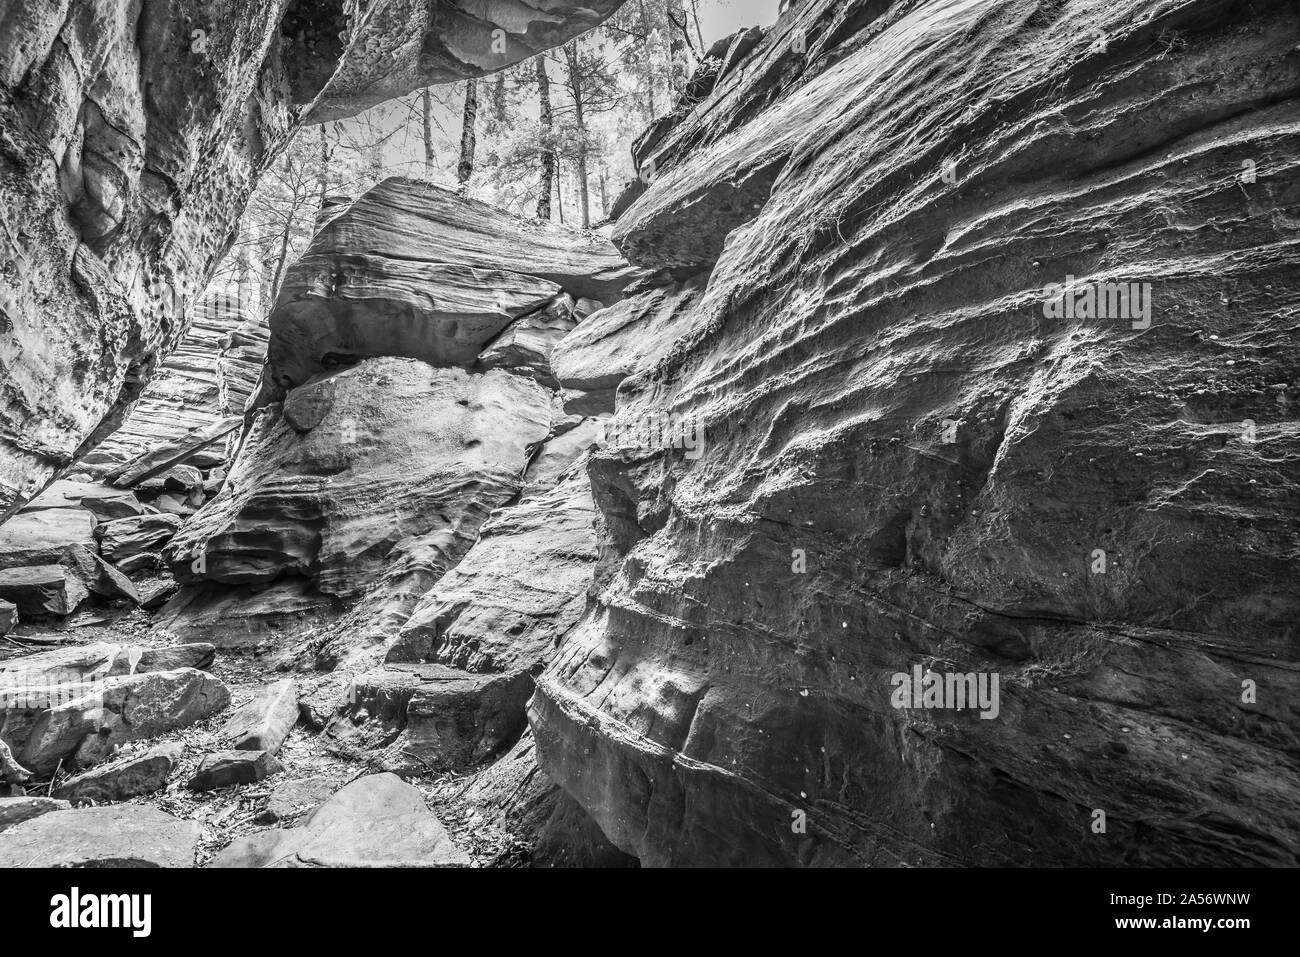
210, 773, 469, 867
187, 750, 282, 791
326, 664, 532, 773
97, 514, 183, 564
20, 668, 231, 774
0, 509, 97, 570
53, 742, 183, 804
116, 553, 162, 576
0, 642, 216, 686
62, 544, 140, 603
19, 481, 144, 522
139, 580, 181, 610
0, 564, 88, 617
0, 805, 199, 867
221, 679, 298, 755
0, 599, 14, 634
0, 796, 71, 832
254, 775, 338, 825
136, 464, 204, 496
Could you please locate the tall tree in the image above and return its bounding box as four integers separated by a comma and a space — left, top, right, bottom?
535, 57, 555, 220
561, 42, 591, 227
457, 80, 478, 186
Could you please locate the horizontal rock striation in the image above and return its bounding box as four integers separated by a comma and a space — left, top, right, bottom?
167, 357, 552, 599
264, 179, 640, 396
81, 289, 270, 478
531, 0, 1300, 866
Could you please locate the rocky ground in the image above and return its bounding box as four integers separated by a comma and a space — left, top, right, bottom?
0, 606, 538, 866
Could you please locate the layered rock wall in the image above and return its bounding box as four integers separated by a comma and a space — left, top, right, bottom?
531, 0, 1300, 866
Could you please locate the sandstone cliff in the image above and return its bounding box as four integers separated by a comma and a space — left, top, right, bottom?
530, 0, 1300, 866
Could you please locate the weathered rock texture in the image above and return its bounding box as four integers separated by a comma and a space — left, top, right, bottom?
167, 357, 551, 599
264, 178, 638, 395
0, 0, 626, 522
53, 741, 183, 804
0, 804, 199, 867
529, 0, 1300, 867
210, 772, 468, 867
81, 288, 270, 478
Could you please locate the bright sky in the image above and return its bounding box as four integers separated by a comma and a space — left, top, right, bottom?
697, 0, 783, 45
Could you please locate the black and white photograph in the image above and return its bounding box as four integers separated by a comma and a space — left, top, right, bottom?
0, 0, 1294, 934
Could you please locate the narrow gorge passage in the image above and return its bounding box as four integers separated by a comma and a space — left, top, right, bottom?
0, 0, 1296, 906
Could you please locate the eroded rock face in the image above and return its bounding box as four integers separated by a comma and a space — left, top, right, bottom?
389, 462, 599, 673
80, 289, 270, 479
531, 0, 1300, 867
550, 275, 708, 414
166, 357, 552, 599
264, 179, 640, 395
0, 0, 627, 522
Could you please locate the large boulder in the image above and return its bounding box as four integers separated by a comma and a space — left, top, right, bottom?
167, 358, 552, 600
326, 663, 533, 773
0, 805, 199, 867
329, 464, 599, 773
0, 641, 215, 687
0, 564, 88, 618
62, 543, 140, 603
18, 480, 143, 521
209, 772, 469, 867
97, 513, 183, 564
187, 749, 282, 791
0, 796, 70, 832
531, 0, 1300, 867
220, 679, 298, 755
389, 464, 599, 673
17, 667, 230, 774
53, 741, 183, 804
264, 180, 639, 395
0, 509, 96, 570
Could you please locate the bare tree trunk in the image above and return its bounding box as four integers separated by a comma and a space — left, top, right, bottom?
536, 57, 555, 220
317, 125, 332, 209
269, 220, 293, 301
422, 88, 435, 175
555, 156, 565, 224
457, 79, 478, 186
689, 0, 706, 54
598, 162, 609, 219
493, 71, 507, 121
638, 0, 658, 120
562, 43, 591, 228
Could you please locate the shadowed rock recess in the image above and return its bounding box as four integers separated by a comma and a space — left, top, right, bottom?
0, 0, 1296, 871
